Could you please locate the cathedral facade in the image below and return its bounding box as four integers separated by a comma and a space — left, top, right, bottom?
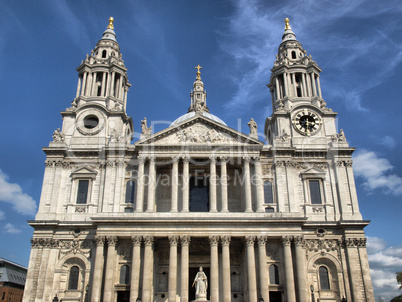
23, 18, 375, 302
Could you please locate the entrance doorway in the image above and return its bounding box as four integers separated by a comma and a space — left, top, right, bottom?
269, 291, 282, 302
117, 291, 130, 302
189, 267, 210, 301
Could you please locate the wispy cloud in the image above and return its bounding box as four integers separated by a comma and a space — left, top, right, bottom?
0, 210, 5, 221
353, 149, 402, 195
217, 0, 402, 114
0, 169, 37, 215
4, 223, 22, 234
367, 236, 402, 300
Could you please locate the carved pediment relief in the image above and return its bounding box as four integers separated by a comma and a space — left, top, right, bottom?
70, 166, 98, 179
158, 123, 237, 144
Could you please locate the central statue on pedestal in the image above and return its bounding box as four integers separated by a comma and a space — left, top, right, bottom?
192, 267, 208, 301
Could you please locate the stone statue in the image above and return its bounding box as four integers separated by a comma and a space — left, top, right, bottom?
141, 117, 152, 135
339, 129, 346, 141
248, 118, 257, 136
192, 267, 208, 300
52, 128, 64, 142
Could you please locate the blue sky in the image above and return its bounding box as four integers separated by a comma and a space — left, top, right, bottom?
0, 0, 401, 299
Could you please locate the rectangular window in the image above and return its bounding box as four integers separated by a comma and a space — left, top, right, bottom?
76, 180, 89, 204
309, 180, 322, 204
189, 176, 209, 212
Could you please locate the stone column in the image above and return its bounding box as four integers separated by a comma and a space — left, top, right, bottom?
171, 157, 179, 212
220, 157, 229, 213
282, 236, 296, 302
243, 157, 253, 212
135, 157, 145, 212
130, 236, 142, 302
142, 235, 154, 302
146, 157, 156, 212
357, 238, 375, 302
283, 73, 289, 96
317, 76, 322, 98
275, 77, 280, 100
254, 157, 265, 212
245, 236, 257, 302
105, 71, 111, 97
221, 236, 231, 302
306, 72, 312, 97
91, 72, 97, 96
104, 236, 118, 302
311, 73, 317, 96
301, 73, 307, 97
101, 72, 107, 96
110, 72, 116, 97
294, 236, 307, 302
92, 236, 105, 302
182, 157, 190, 212
181, 236, 191, 302
76, 75, 82, 98
258, 236, 269, 302
169, 236, 179, 302
210, 236, 219, 301
291, 73, 297, 97
209, 157, 217, 212
81, 72, 87, 96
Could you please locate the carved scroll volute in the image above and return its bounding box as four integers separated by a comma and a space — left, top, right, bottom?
181, 235, 191, 246
245, 236, 256, 246
132, 235, 142, 246
221, 236, 231, 246
169, 236, 179, 246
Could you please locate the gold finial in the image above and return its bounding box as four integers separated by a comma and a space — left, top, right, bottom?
195, 64, 202, 80
107, 17, 114, 29
284, 18, 291, 30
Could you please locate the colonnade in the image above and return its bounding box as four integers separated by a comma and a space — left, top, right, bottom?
134, 156, 266, 213
271, 71, 322, 102
90, 235, 308, 302
75, 70, 128, 101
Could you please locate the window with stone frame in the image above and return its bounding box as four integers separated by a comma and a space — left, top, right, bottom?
309, 179, 322, 204
189, 176, 209, 212
76, 180, 89, 204
68, 266, 80, 290
300, 168, 326, 205
263, 180, 274, 204
70, 167, 97, 205
319, 266, 330, 290
119, 265, 130, 284
125, 180, 136, 204
269, 264, 279, 284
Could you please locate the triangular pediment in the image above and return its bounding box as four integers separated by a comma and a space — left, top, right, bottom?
300, 166, 326, 179
70, 166, 98, 179
137, 115, 263, 146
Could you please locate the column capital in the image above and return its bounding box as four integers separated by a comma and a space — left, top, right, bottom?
169, 236, 179, 246
294, 236, 305, 246
182, 156, 190, 163
209, 156, 216, 163
131, 235, 142, 246
144, 235, 154, 246
257, 235, 267, 246
281, 236, 292, 246
172, 156, 179, 163
148, 156, 156, 163
245, 235, 256, 246
220, 156, 229, 163
180, 235, 191, 246
209, 235, 219, 246
138, 156, 146, 164
243, 156, 251, 163
95, 236, 105, 246
107, 236, 118, 246
253, 156, 261, 163
221, 235, 231, 246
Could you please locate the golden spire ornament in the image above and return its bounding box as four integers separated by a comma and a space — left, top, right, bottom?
195, 64, 202, 80
284, 18, 291, 30
107, 17, 114, 29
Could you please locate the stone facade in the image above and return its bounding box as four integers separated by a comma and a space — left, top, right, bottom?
23, 18, 375, 302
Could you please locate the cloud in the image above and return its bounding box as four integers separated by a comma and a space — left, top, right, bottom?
0, 210, 5, 220
0, 169, 37, 215
353, 149, 402, 195
379, 135, 396, 149
4, 223, 22, 234
367, 237, 402, 300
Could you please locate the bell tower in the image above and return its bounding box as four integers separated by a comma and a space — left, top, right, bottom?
59, 17, 133, 148
265, 18, 339, 147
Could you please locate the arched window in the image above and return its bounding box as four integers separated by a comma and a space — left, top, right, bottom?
125, 180, 136, 203
68, 266, 79, 290
264, 181, 274, 204
319, 266, 330, 290
102, 50, 107, 58
269, 264, 279, 284
120, 265, 130, 284
292, 51, 296, 59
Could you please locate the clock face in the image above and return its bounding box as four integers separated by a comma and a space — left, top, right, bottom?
293, 110, 322, 136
